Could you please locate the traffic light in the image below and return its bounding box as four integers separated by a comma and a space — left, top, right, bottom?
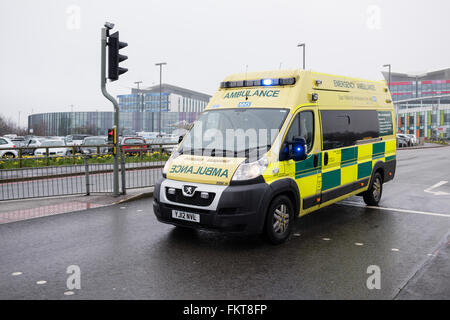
108, 31, 128, 81
108, 128, 115, 143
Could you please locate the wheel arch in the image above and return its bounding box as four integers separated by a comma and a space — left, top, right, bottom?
259, 178, 300, 221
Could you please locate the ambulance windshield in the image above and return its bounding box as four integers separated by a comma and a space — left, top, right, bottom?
180, 108, 288, 158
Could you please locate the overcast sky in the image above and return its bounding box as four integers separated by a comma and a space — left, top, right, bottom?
1, 0, 449, 127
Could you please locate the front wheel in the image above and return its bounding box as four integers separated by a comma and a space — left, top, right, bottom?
2, 153, 15, 159
264, 195, 294, 245
363, 172, 383, 206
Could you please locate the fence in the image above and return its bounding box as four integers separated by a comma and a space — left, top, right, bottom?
0, 143, 172, 201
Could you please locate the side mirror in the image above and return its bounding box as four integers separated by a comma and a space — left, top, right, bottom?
178, 135, 184, 143
288, 136, 307, 162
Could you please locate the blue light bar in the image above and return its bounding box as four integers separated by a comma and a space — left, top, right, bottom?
220, 77, 296, 89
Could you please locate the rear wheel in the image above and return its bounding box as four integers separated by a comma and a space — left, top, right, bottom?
363, 172, 383, 206
264, 195, 294, 245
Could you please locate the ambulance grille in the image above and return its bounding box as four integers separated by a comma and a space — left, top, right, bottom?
165, 188, 215, 207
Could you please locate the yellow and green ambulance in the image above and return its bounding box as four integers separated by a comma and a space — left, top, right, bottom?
153, 69, 396, 244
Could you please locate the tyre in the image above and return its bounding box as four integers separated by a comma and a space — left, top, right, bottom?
363, 172, 383, 206
2, 152, 15, 159
264, 195, 295, 245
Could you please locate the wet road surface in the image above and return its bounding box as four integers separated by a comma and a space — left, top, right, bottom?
0, 147, 449, 299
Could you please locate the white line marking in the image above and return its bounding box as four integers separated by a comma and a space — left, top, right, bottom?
293, 233, 301, 237
120, 207, 126, 209
355, 242, 364, 246
11, 272, 22, 276
391, 248, 400, 252
424, 181, 450, 196
322, 238, 331, 241
340, 201, 450, 218
64, 291, 75, 296
137, 209, 143, 212
36, 280, 47, 285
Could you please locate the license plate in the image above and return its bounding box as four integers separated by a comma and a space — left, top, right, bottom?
171, 210, 200, 223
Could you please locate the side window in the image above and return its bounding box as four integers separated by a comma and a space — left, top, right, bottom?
0, 139, 7, 145
321, 110, 379, 150
285, 111, 314, 153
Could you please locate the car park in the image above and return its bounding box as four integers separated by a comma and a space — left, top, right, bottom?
0, 137, 19, 158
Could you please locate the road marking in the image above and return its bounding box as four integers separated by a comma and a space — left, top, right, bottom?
293, 233, 301, 237
36, 280, 47, 285
340, 201, 450, 218
355, 243, 364, 246
322, 238, 331, 241
391, 248, 400, 252
424, 181, 450, 196
64, 291, 75, 296
137, 209, 143, 212
120, 207, 126, 210
11, 272, 22, 276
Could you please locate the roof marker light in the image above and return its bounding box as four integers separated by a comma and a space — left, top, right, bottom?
262, 79, 273, 86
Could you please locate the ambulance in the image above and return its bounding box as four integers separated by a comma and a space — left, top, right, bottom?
153, 70, 396, 244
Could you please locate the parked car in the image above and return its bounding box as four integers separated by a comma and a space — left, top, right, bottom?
396, 134, 408, 148
11, 136, 26, 146
0, 137, 18, 158
121, 137, 148, 154
22, 137, 45, 155
66, 134, 91, 147
35, 140, 71, 156
80, 136, 109, 155
151, 136, 178, 154
397, 133, 413, 147
405, 134, 418, 146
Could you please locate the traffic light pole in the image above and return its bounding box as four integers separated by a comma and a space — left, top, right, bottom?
101, 27, 120, 197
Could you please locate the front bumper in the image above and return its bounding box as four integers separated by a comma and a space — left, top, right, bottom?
153, 178, 270, 235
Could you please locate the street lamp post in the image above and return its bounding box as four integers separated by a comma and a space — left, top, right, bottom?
155, 62, 167, 135
383, 64, 391, 91
297, 43, 305, 70
134, 81, 143, 131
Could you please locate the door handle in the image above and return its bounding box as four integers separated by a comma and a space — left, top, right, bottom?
313, 154, 319, 167
324, 152, 329, 166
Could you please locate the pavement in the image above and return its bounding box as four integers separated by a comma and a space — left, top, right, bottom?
0, 146, 449, 299
0, 188, 153, 224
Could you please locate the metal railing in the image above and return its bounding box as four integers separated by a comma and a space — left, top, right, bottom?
0, 143, 175, 201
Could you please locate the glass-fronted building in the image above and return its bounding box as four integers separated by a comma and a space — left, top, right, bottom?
382, 68, 450, 139
118, 83, 211, 114
28, 83, 211, 137
28, 111, 202, 137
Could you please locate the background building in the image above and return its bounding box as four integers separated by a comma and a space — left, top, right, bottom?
382, 68, 450, 139
118, 83, 211, 113
28, 84, 211, 137
28, 111, 201, 137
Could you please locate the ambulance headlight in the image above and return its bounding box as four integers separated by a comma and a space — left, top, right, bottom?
163, 150, 180, 175
232, 157, 268, 181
